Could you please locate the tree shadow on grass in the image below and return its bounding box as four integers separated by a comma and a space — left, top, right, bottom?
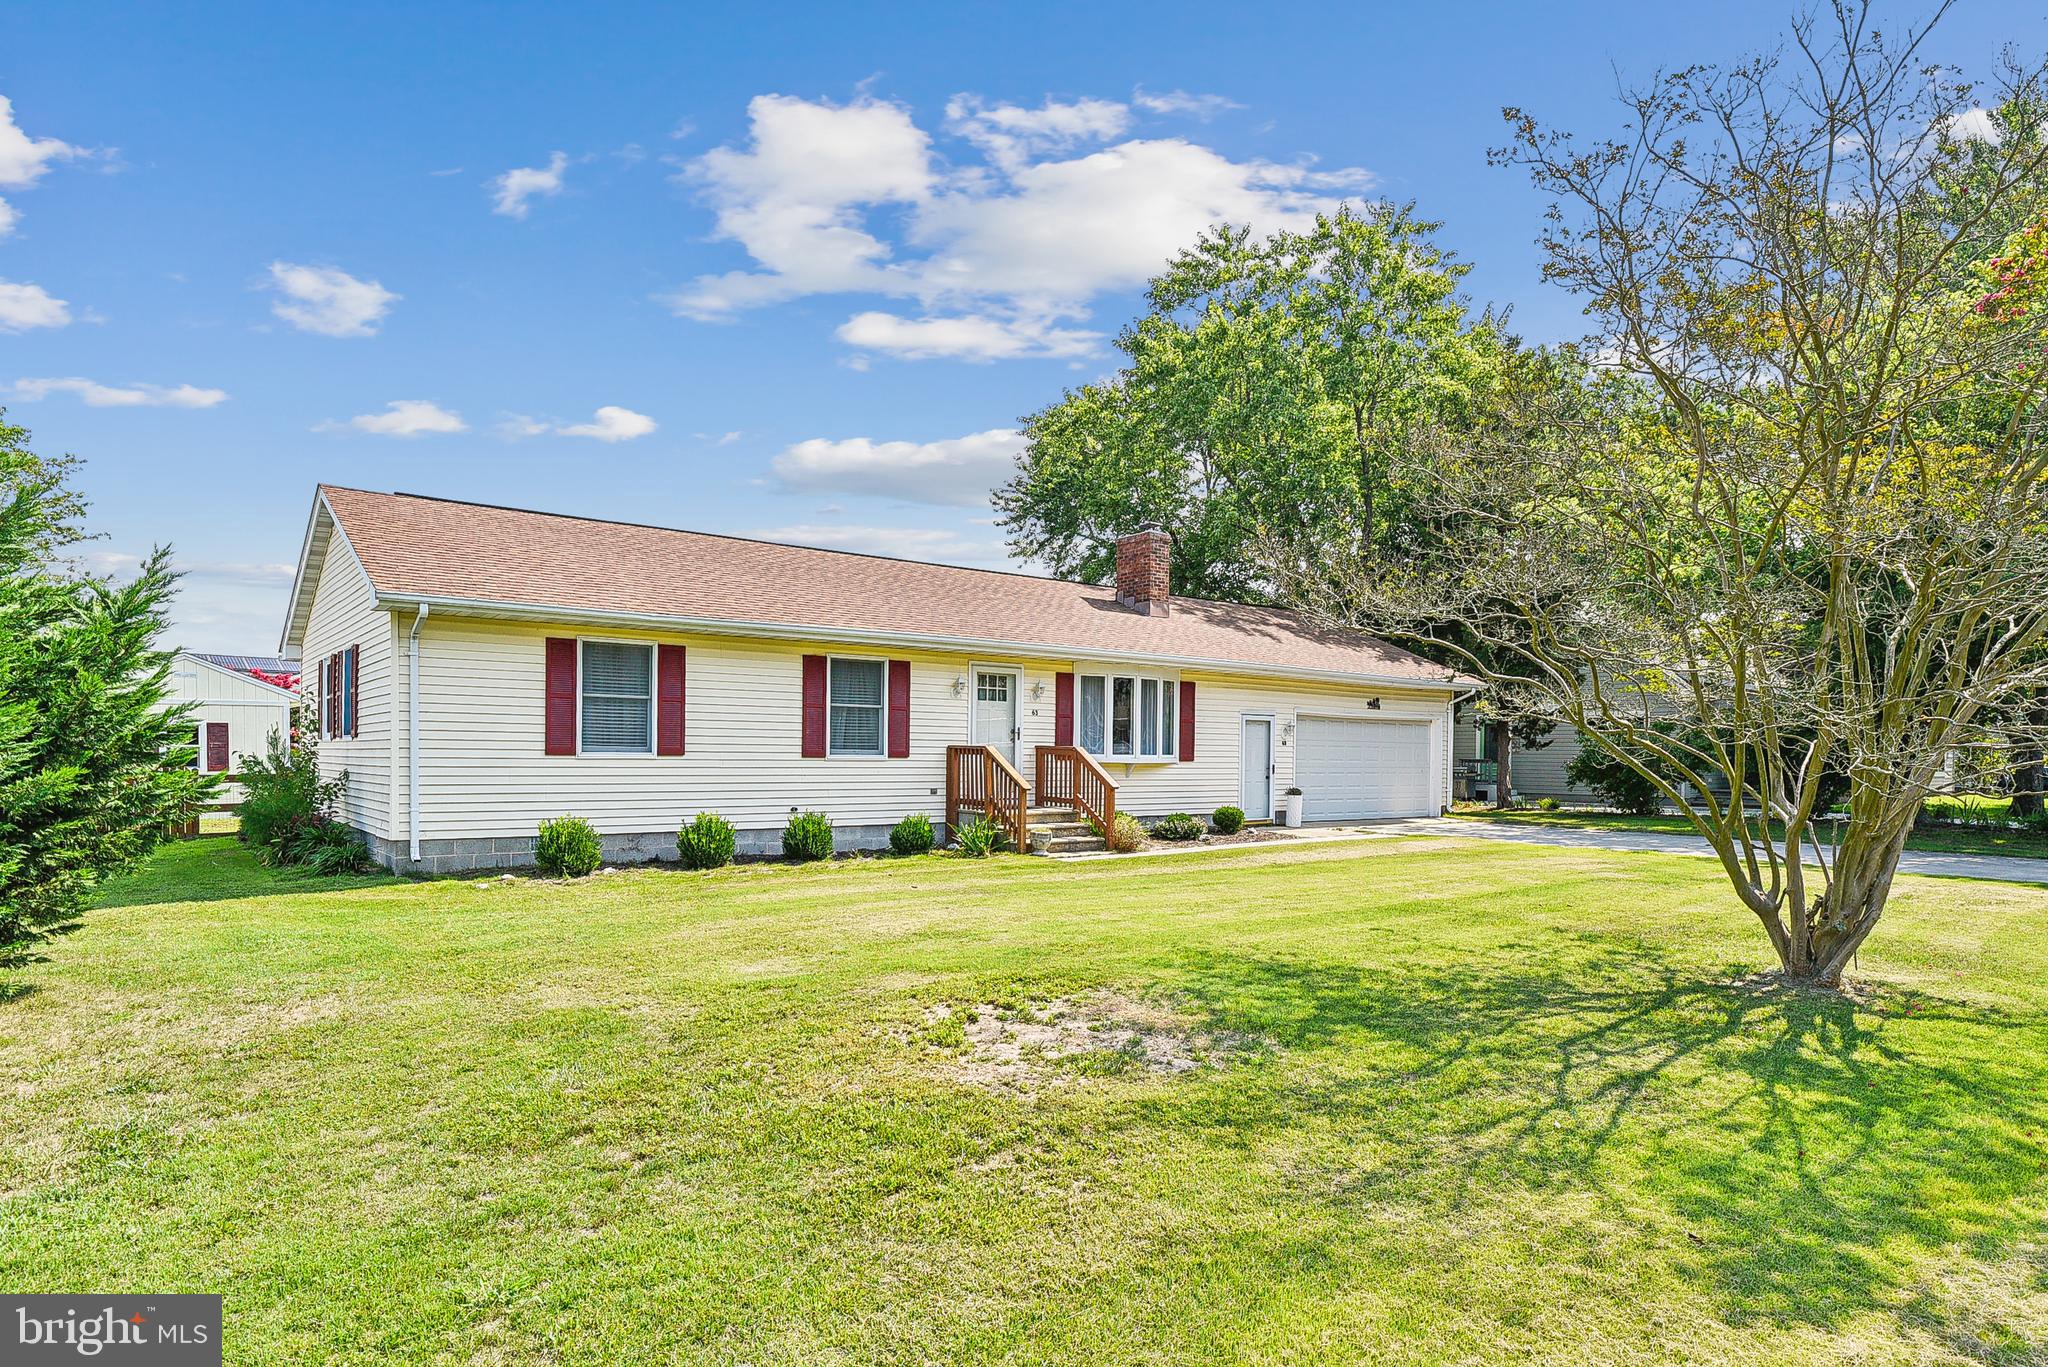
1163, 942, 2048, 1341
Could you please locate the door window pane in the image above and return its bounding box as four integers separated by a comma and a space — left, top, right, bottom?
1080, 676, 1106, 754
1111, 677, 1134, 756
829, 658, 885, 755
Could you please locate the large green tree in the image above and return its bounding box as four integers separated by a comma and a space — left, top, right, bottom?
0, 414, 206, 971
995, 205, 1499, 600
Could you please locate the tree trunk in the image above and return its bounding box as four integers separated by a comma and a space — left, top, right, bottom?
1776, 821, 1908, 986
1495, 726, 1513, 810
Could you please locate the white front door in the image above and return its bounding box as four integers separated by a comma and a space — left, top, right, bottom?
972, 668, 1019, 766
1240, 716, 1274, 820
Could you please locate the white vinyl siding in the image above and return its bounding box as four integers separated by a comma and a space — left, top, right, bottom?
388, 614, 1456, 843
161, 654, 298, 804
300, 533, 397, 838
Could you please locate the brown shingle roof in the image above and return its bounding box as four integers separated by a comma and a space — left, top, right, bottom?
317, 486, 1466, 687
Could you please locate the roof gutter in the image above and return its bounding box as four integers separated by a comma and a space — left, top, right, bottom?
369, 592, 1484, 694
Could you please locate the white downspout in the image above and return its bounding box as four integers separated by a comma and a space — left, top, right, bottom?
408, 603, 429, 863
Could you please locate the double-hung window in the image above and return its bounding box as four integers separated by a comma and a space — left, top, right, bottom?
1077, 671, 1177, 760
828, 658, 886, 756
580, 641, 654, 754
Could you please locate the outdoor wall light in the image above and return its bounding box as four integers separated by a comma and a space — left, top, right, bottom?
952, 676, 968, 695
1281, 722, 1295, 744
1030, 680, 1046, 701
1366, 697, 1382, 710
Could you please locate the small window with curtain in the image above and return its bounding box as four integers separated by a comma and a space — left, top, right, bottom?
580, 641, 654, 754
829, 658, 885, 756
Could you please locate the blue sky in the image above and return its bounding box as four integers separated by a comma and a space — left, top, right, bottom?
1, 0, 2038, 651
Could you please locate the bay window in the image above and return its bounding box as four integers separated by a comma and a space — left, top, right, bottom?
1076, 670, 1179, 760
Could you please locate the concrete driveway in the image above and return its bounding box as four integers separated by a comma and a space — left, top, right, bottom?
1357, 816, 2048, 888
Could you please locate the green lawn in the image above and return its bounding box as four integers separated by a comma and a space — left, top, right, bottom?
4, 837, 2046, 1364
1452, 805, 2048, 860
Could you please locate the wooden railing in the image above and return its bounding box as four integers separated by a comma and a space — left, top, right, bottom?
945, 744, 1030, 851
1034, 744, 1118, 836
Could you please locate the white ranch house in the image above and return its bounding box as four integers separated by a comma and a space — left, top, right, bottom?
282, 487, 1475, 873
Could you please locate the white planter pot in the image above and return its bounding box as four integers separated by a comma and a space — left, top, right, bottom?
1282, 794, 1304, 828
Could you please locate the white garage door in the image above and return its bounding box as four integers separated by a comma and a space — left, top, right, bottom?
1295, 717, 1434, 819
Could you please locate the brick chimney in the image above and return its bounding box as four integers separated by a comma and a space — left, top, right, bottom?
1114, 524, 1172, 617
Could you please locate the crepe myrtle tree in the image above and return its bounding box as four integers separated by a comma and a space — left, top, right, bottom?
1272, 5, 2048, 986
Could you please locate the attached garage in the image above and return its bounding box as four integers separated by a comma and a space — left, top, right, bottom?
1295, 716, 1436, 819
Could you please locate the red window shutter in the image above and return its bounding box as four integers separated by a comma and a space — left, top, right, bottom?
801, 655, 828, 757
657, 643, 686, 756
1054, 673, 1075, 746
205, 721, 230, 772
544, 638, 578, 755
347, 644, 360, 738
1178, 681, 1196, 762
326, 654, 339, 738
887, 660, 911, 758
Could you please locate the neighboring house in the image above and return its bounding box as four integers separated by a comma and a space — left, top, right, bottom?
166, 651, 300, 798
280, 487, 1476, 873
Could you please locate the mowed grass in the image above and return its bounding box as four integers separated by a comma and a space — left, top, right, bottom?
1451, 805, 2048, 860
3, 838, 2046, 1365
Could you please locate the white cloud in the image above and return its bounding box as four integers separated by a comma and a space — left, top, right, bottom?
266, 262, 399, 337
320, 399, 467, 437
837, 310, 1099, 361
944, 95, 1129, 170
662, 95, 935, 320
748, 522, 1012, 568
662, 92, 1373, 360
0, 94, 80, 239
491, 150, 569, 218
12, 376, 227, 408
770, 427, 1026, 507
500, 405, 657, 442
1132, 89, 1242, 120
559, 405, 656, 441
1946, 107, 2001, 145
0, 279, 69, 331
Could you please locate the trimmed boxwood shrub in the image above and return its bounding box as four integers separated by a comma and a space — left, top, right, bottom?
535, 815, 602, 877
1211, 805, 1245, 834
677, 812, 737, 869
782, 810, 835, 862
953, 815, 1004, 857
890, 813, 936, 855
1152, 812, 1205, 842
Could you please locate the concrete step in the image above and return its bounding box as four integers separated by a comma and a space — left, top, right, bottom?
1031, 834, 1109, 854
1026, 820, 1096, 840
1025, 806, 1081, 822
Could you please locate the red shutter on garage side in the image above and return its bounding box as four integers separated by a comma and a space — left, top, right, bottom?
801, 654, 828, 757
544, 638, 577, 755
887, 660, 911, 758
205, 721, 230, 772
657, 644, 686, 756
1178, 681, 1196, 762
347, 644, 360, 738
1054, 672, 1074, 746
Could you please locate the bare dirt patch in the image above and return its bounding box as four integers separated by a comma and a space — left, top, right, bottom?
915, 991, 1259, 1090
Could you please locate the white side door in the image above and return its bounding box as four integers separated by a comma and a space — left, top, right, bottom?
1240, 717, 1275, 820
972, 668, 1019, 766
